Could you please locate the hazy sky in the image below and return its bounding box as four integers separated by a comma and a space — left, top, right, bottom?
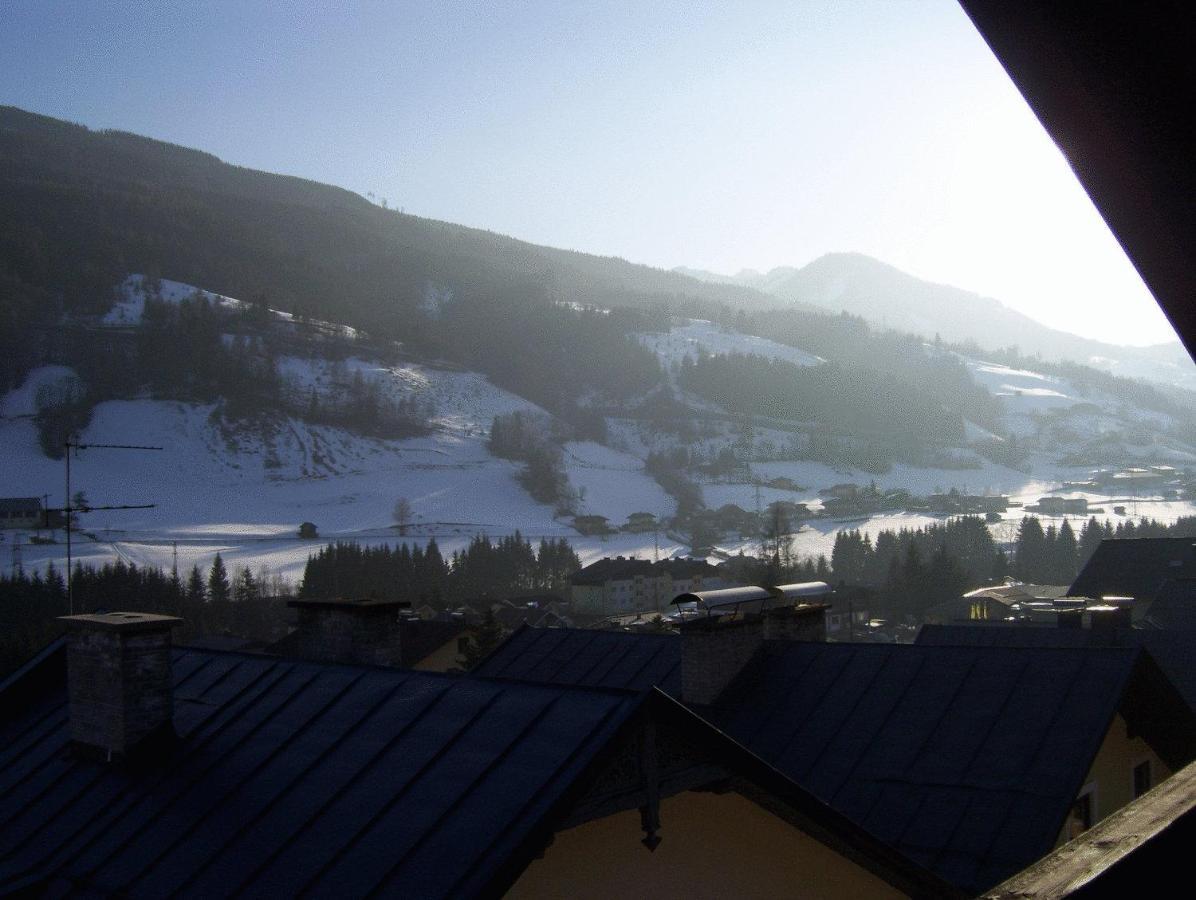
0, 0, 1178, 346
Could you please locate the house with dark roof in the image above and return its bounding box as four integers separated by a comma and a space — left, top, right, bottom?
0, 612, 953, 898
918, 621, 1196, 721
476, 624, 682, 694
924, 581, 1070, 624
981, 756, 1196, 899
569, 556, 727, 614
474, 603, 1196, 895
0, 497, 43, 529
706, 640, 1196, 894
267, 597, 469, 671
1069, 538, 1196, 606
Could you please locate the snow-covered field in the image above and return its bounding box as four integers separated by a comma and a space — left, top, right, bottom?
6, 290, 1196, 588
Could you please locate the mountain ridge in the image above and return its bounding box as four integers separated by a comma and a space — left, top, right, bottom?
675, 252, 1194, 388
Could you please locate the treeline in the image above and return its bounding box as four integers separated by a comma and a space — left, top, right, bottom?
727, 309, 1007, 435
678, 352, 966, 470
299, 533, 581, 605
31, 290, 433, 457
1, 107, 665, 431
827, 513, 1196, 621
0, 554, 293, 676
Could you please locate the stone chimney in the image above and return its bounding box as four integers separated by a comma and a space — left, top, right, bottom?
58, 612, 183, 758
285, 598, 409, 666
679, 614, 765, 706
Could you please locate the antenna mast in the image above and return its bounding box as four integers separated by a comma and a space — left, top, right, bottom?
63, 439, 163, 614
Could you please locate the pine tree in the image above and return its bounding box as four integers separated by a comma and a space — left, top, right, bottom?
233, 566, 259, 603
1014, 516, 1048, 582
186, 565, 206, 604
1055, 518, 1078, 583
208, 553, 231, 603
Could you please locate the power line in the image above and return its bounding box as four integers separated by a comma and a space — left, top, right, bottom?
63, 439, 163, 614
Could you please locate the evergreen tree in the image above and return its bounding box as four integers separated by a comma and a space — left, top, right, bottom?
186, 565, 207, 604
208, 553, 231, 603
1014, 516, 1048, 582
233, 566, 260, 603
1054, 518, 1078, 583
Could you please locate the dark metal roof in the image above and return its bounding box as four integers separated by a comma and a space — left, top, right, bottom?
0, 498, 41, 514
473, 625, 681, 694
917, 623, 1196, 718
1069, 538, 1196, 604
0, 647, 646, 898
706, 641, 1189, 894
0, 642, 959, 899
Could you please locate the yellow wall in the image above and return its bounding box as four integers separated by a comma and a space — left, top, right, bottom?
508, 790, 907, 900
1055, 712, 1172, 847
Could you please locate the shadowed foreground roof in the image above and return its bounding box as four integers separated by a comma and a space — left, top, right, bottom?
0, 647, 646, 898
983, 757, 1196, 899
474, 624, 682, 694
707, 641, 1193, 894
0, 642, 956, 899
917, 623, 1196, 714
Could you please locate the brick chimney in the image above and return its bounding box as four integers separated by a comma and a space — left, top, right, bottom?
763, 603, 829, 641
58, 612, 183, 758
285, 598, 409, 666
679, 614, 765, 706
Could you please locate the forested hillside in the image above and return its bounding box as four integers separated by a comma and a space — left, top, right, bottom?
0, 106, 763, 409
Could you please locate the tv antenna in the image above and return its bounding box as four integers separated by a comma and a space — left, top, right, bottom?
62, 439, 163, 614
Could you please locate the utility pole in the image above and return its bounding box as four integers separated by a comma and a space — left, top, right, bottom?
63, 439, 162, 614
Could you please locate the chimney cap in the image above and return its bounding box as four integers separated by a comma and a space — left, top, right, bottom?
59, 612, 183, 634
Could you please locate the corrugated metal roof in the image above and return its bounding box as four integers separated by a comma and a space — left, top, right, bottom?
671, 586, 773, 608
0, 648, 642, 898
474, 625, 681, 694
706, 641, 1159, 894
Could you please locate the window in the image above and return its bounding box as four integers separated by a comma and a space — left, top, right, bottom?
1067, 786, 1095, 840
1133, 760, 1152, 798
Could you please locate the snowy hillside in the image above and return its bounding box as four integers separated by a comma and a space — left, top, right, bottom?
5, 279, 1196, 585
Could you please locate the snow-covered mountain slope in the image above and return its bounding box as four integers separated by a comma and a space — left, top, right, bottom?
6, 278, 1196, 584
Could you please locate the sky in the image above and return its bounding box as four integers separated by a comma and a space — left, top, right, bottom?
0, 0, 1178, 346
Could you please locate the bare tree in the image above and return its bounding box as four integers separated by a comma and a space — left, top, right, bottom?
393, 497, 413, 535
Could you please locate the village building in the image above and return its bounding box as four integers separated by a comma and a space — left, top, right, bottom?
981, 756, 1196, 899
924, 581, 1071, 624
621, 511, 658, 533
1069, 537, 1196, 608
0, 496, 44, 529
477, 601, 1196, 895
0, 612, 953, 898
1032, 496, 1089, 516
569, 556, 726, 614
267, 597, 469, 671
